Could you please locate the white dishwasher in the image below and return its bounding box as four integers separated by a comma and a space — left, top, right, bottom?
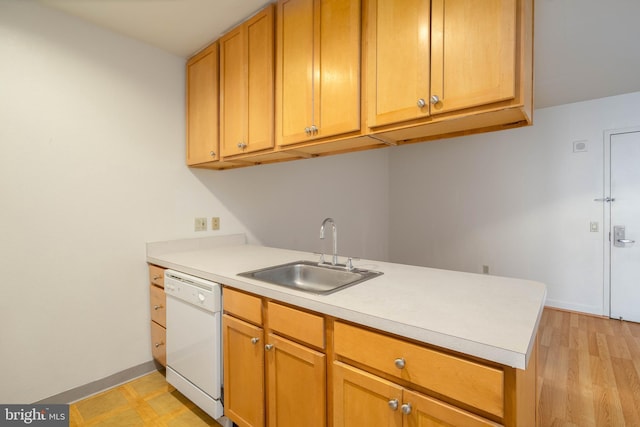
164, 270, 224, 420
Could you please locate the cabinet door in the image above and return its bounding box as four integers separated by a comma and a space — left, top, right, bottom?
431, 0, 516, 114
403, 389, 500, 427
220, 26, 245, 157
221, 6, 275, 157
223, 314, 265, 427
186, 42, 219, 165
277, 0, 361, 146
246, 6, 275, 153
333, 362, 402, 427
266, 333, 326, 427
315, 0, 361, 139
277, 0, 315, 146
367, 0, 430, 127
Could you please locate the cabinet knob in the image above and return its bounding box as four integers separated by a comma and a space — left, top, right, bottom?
388, 399, 399, 411
154, 342, 164, 348
430, 95, 440, 105
310, 125, 318, 135
265, 344, 274, 351
209, 151, 216, 157
394, 358, 406, 369
153, 275, 162, 280
305, 127, 311, 135
153, 305, 163, 310
417, 98, 426, 108
251, 337, 260, 345
401, 403, 412, 415
237, 142, 247, 149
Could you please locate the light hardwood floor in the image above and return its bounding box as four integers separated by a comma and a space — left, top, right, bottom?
538, 307, 640, 427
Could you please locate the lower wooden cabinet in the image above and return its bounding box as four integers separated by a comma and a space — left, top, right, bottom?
333, 361, 500, 427
223, 314, 265, 427
148, 264, 166, 367
222, 287, 327, 427
266, 333, 326, 427
221, 287, 537, 427
150, 321, 166, 367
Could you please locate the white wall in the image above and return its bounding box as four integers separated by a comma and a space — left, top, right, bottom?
194, 149, 390, 261
0, 1, 388, 403
389, 91, 640, 315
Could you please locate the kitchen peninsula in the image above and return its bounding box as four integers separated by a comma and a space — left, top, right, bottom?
147, 234, 545, 426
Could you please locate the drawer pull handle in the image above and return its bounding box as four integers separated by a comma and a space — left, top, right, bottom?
154, 342, 164, 348
251, 337, 260, 345
153, 305, 163, 310
401, 403, 412, 415
388, 399, 399, 411
265, 344, 274, 351
394, 358, 406, 369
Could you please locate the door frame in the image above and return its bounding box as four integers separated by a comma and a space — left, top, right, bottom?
603, 126, 640, 318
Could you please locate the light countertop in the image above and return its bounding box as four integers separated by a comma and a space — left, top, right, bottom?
147, 234, 546, 369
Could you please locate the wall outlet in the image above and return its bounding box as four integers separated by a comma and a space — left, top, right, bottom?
211, 217, 220, 230
482, 265, 490, 274
194, 217, 207, 231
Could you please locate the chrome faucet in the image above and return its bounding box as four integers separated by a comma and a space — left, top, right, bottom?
319, 217, 338, 265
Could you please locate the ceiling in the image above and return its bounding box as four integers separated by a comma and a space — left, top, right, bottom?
38, 0, 640, 109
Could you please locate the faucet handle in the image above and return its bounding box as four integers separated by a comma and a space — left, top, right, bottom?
314, 252, 326, 264
346, 258, 353, 271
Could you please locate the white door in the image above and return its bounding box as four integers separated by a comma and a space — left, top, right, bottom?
609, 130, 640, 322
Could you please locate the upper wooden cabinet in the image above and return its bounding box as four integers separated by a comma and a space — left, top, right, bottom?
220, 5, 275, 157
186, 42, 219, 165
366, 0, 431, 127
185, 0, 533, 169
430, 0, 516, 114
276, 0, 361, 146
367, 0, 518, 129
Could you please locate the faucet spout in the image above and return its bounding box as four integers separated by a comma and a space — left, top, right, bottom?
319, 218, 338, 265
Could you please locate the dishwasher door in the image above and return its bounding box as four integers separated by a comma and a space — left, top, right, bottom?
166, 294, 221, 399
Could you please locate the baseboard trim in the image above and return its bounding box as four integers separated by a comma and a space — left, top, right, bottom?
35, 360, 161, 404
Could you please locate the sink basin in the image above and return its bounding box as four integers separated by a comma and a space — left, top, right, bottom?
238, 260, 382, 295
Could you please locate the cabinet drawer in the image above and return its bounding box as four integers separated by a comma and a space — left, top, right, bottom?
333, 322, 504, 418
223, 287, 263, 325
150, 321, 166, 367
150, 284, 166, 327
148, 265, 165, 288
267, 301, 325, 349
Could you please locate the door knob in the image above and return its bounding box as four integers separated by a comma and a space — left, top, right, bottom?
388, 399, 399, 410
614, 226, 634, 247
401, 403, 412, 415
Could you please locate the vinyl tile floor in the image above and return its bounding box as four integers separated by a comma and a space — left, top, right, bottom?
69, 370, 222, 426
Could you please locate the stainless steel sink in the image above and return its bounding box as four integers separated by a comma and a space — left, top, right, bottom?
238, 260, 382, 295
